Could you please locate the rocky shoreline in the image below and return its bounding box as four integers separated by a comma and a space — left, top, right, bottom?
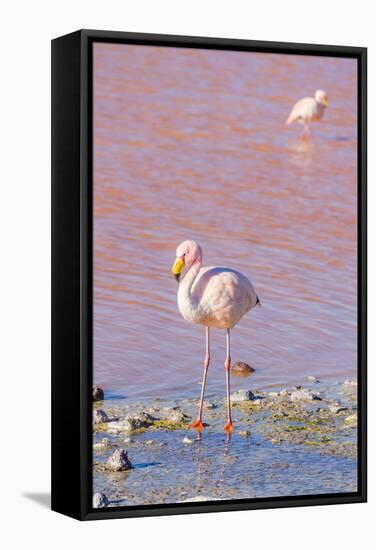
92, 378, 358, 508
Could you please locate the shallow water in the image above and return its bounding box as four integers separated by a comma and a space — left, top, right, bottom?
93, 381, 358, 505
93, 44, 357, 400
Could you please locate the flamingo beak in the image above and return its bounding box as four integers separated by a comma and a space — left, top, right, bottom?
172, 257, 185, 283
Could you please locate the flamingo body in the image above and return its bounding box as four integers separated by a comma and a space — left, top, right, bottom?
178, 265, 258, 329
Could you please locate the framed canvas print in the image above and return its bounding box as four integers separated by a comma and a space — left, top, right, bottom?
51, 29, 367, 520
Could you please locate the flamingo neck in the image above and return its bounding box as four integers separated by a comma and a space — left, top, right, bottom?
181, 258, 201, 290
178, 258, 201, 314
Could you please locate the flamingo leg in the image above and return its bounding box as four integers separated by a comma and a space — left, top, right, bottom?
302, 123, 310, 140
224, 329, 233, 433
190, 327, 210, 431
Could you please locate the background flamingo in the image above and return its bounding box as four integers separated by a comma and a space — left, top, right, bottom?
286, 89, 328, 138
171, 240, 260, 433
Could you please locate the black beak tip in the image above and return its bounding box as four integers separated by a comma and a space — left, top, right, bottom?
174, 273, 180, 283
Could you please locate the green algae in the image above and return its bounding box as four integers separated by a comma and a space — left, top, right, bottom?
149, 419, 190, 431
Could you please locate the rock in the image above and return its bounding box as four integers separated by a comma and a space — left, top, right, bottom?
107, 411, 154, 433
279, 389, 291, 397
93, 437, 112, 450
108, 420, 131, 432
239, 430, 251, 437
183, 436, 194, 444
232, 362, 255, 376
230, 389, 255, 402
125, 411, 155, 428
328, 402, 348, 414
307, 375, 318, 382
93, 492, 109, 508
344, 413, 357, 428
93, 409, 109, 424
164, 408, 188, 423
268, 391, 280, 397
145, 439, 166, 448
93, 385, 104, 401
107, 419, 141, 433
290, 389, 322, 402
203, 401, 216, 409
193, 400, 216, 409
106, 448, 132, 471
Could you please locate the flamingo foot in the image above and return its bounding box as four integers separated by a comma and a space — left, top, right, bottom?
189, 419, 204, 431
224, 422, 233, 433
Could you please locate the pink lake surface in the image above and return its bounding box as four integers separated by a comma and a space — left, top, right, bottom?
93, 43, 357, 400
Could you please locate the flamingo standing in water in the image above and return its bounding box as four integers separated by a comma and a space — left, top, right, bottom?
171, 240, 260, 433
286, 89, 328, 139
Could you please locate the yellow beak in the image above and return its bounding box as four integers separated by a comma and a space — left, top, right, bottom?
323, 98, 328, 107
172, 257, 185, 282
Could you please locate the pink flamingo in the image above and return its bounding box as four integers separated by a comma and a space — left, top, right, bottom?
286, 89, 328, 139
171, 240, 260, 433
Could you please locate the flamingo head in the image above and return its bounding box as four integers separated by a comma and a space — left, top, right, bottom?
172, 240, 202, 283
315, 89, 328, 107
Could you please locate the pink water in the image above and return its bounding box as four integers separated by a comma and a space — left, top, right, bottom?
93, 43, 357, 399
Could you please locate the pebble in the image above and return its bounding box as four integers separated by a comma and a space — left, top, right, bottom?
232, 362, 255, 376
230, 389, 255, 402
93, 385, 104, 402
290, 389, 321, 402
93, 492, 109, 508
183, 436, 194, 444
239, 430, 251, 437
93, 409, 109, 424
106, 448, 133, 471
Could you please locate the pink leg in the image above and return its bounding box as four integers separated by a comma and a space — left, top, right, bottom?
301, 123, 310, 140
190, 327, 210, 431
224, 329, 233, 433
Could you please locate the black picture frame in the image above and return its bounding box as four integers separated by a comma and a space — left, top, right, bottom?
51, 29, 367, 521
